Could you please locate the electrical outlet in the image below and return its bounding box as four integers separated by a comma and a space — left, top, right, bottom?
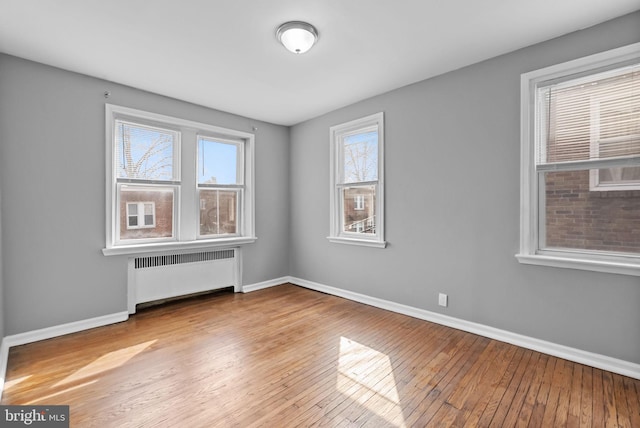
438, 293, 448, 307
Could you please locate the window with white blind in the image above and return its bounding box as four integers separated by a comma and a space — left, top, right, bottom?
104, 104, 256, 255
517, 43, 640, 276
329, 112, 386, 248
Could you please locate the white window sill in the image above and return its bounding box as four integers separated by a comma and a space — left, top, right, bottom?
516, 253, 640, 276
327, 236, 387, 249
103, 237, 257, 256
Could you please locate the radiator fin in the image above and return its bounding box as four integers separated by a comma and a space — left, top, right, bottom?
134, 250, 235, 269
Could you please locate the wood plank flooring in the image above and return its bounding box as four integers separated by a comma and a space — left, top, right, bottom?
2, 284, 639, 427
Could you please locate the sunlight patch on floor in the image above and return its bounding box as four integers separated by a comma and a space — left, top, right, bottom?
3, 375, 32, 391
26, 380, 98, 404
337, 336, 406, 427
53, 340, 157, 387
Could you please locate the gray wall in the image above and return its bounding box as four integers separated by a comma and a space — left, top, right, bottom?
289, 11, 640, 364
0, 54, 290, 335
0, 184, 4, 341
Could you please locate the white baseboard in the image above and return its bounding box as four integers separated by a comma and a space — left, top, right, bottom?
288, 276, 640, 380
241, 276, 291, 293
2, 312, 129, 349
0, 311, 128, 401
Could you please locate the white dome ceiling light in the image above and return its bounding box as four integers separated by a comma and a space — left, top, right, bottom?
276, 21, 318, 54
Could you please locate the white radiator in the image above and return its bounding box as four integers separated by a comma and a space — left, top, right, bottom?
128, 249, 239, 313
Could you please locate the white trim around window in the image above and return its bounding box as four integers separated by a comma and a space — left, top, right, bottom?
328, 112, 386, 248
103, 104, 256, 256
517, 42, 640, 276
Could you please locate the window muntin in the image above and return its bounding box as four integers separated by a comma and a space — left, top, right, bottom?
105, 104, 255, 254
518, 43, 640, 275
329, 112, 385, 248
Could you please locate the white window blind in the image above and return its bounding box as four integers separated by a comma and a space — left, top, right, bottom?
536, 64, 640, 172
518, 43, 640, 276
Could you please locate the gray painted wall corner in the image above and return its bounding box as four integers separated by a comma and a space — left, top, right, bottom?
289, 11, 640, 364
0, 53, 290, 335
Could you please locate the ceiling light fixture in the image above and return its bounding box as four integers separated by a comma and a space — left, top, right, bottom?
276, 21, 318, 54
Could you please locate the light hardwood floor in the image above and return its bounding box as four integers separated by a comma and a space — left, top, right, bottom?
2, 284, 639, 427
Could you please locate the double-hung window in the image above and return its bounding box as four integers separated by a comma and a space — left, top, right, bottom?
518, 43, 640, 275
329, 112, 385, 248
197, 136, 243, 237
104, 105, 255, 255
114, 120, 179, 243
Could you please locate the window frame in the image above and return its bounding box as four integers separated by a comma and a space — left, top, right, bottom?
517, 42, 640, 276
196, 135, 245, 239
328, 112, 386, 248
103, 104, 256, 256
113, 117, 180, 246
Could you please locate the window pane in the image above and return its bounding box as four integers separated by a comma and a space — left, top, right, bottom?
342, 131, 378, 183
119, 185, 174, 240
343, 186, 376, 234
198, 137, 240, 185
543, 170, 640, 254
199, 189, 238, 236
115, 121, 176, 181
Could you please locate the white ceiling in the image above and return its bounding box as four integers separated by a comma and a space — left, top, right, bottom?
1, 1, 638, 126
